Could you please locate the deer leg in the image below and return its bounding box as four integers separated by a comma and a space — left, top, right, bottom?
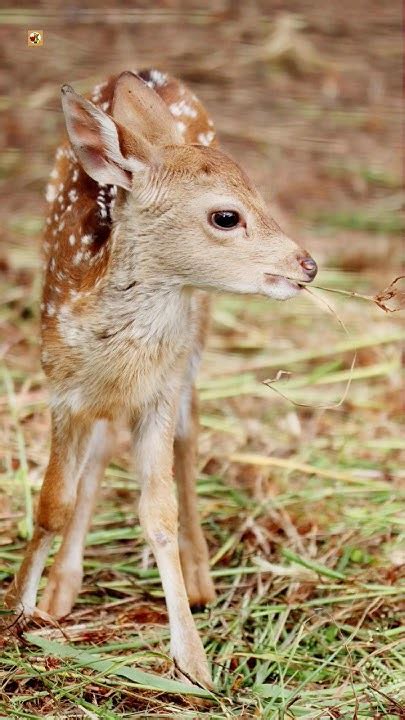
134, 394, 213, 689
5, 412, 91, 617
39, 419, 115, 618
174, 384, 216, 608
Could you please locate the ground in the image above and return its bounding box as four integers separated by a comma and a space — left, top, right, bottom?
0, 1, 404, 718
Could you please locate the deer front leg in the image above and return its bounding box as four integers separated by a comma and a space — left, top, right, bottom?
39, 419, 115, 618
174, 384, 216, 608
134, 396, 213, 690
5, 412, 91, 617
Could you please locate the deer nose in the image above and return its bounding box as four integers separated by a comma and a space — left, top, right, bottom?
299, 256, 318, 280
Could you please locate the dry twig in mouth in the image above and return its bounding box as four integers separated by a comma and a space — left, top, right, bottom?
307, 275, 405, 314
263, 286, 356, 410
264, 276, 403, 409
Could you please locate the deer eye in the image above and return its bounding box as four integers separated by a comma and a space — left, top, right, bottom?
210, 210, 240, 229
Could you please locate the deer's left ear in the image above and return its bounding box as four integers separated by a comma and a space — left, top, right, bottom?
61, 84, 154, 190
112, 71, 182, 147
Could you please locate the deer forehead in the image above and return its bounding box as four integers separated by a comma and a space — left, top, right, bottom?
154, 145, 264, 204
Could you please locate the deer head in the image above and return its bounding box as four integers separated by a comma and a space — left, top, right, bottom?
61, 71, 317, 301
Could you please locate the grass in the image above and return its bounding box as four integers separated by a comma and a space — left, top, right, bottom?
0, 3, 404, 713
326, 163, 402, 190
1, 266, 404, 718
309, 210, 404, 235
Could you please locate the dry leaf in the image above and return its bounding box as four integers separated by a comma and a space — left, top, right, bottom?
310, 275, 405, 313
373, 276, 405, 313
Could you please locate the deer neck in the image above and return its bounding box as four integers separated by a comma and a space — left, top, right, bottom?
97, 222, 193, 347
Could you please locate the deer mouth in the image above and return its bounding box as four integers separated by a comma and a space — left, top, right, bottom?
264, 274, 305, 288
263, 274, 304, 300
264, 272, 315, 287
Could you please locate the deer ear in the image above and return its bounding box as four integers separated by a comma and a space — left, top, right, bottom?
61, 84, 153, 190
112, 71, 182, 147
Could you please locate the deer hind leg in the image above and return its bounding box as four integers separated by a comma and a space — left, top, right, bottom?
5, 411, 92, 617
39, 419, 115, 619
174, 383, 216, 608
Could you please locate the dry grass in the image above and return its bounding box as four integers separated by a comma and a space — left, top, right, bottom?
0, 2, 404, 717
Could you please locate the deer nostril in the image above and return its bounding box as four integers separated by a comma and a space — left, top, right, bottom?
299, 256, 318, 279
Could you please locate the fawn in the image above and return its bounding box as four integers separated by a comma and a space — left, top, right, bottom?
6, 69, 317, 688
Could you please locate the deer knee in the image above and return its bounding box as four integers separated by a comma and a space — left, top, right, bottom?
37, 489, 76, 533
139, 484, 178, 549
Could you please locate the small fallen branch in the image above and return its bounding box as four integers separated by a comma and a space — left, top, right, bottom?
263, 276, 403, 409
309, 275, 405, 314
264, 286, 356, 409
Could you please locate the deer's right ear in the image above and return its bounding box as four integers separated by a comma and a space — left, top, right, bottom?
61, 85, 153, 190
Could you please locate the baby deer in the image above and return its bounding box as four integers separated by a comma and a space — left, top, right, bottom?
6, 69, 317, 688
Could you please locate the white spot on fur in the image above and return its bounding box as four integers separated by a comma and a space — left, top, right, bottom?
46, 183, 57, 203
197, 131, 215, 146
149, 69, 168, 87
73, 251, 83, 265
169, 100, 197, 119
69, 234, 76, 246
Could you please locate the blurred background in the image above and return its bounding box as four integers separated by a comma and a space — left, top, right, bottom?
0, 2, 404, 717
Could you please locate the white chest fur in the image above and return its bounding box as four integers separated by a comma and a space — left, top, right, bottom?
50, 283, 194, 418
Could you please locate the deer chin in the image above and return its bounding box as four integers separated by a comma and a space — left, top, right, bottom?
262, 273, 302, 300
